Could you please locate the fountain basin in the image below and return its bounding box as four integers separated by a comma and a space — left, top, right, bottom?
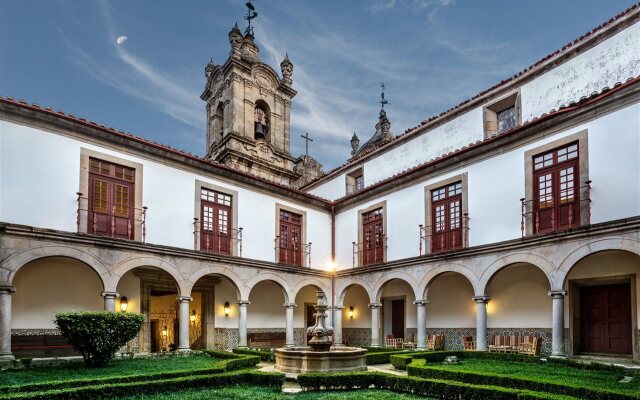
274, 346, 367, 373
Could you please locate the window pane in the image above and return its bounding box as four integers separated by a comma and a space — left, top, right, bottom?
434, 204, 445, 232
449, 200, 461, 229
497, 106, 516, 133
538, 174, 553, 208
559, 167, 575, 203
203, 206, 213, 232
114, 184, 129, 217
93, 180, 108, 213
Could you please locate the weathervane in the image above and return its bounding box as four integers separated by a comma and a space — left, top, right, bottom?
244, 0, 258, 36
379, 82, 389, 111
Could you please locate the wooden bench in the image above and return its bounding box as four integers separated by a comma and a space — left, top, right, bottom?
462, 336, 476, 351
488, 335, 541, 356
385, 335, 403, 348
12, 335, 77, 358
426, 334, 444, 351
248, 332, 285, 349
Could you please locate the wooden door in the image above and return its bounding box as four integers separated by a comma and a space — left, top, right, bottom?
391, 299, 405, 339
580, 284, 632, 355
362, 208, 384, 266
279, 210, 302, 266
200, 189, 232, 255
431, 182, 463, 253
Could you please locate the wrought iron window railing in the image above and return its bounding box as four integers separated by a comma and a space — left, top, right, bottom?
274, 237, 311, 267
419, 213, 469, 255
76, 192, 147, 242
352, 234, 387, 267
193, 218, 243, 256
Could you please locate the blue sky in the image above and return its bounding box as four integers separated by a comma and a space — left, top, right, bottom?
1, 0, 636, 169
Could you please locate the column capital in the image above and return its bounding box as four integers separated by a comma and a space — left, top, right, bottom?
413, 299, 428, 306
472, 296, 490, 303
283, 302, 297, 309
368, 303, 382, 309
101, 291, 119, 299
333, 305, 345, 311
548, 290, 567, 298
0, 286, 16, 294
177, 296, 193, 303
236, 300, 250, 306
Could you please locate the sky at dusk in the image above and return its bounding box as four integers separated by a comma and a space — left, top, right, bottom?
1, 0, 636, 168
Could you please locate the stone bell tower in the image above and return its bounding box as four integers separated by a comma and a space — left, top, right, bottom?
200, 19, 300, 186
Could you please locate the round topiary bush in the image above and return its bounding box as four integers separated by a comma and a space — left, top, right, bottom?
55, 311, 145, 367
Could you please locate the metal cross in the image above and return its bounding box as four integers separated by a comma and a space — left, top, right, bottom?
379, 82, 389, 110
301, 132, 313, 157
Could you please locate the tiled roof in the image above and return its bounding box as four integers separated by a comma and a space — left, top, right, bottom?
303, 2, 640, 188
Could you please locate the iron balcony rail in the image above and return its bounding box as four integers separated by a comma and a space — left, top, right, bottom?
519, 180, 592, 237
352, 234, 388, 267
192, 218, 243, 257
274, 237, 311, 267
76, 193, 147, 242
419, 213, 470, 256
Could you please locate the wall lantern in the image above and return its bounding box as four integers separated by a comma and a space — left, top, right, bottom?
224, 302, 231, 317
348, 306, 354, 319
119, 296, 128, 312
190, 310, 197, 323
162, 326, 168, 337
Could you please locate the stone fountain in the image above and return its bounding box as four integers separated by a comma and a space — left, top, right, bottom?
274, 291, 367, 373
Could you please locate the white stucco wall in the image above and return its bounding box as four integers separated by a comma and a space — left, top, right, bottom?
426, 272, 476, 328
11, 257, 104, 329
247, 280, 286, 329
334, 104, 640, 268
308, 21, 639, 201
214, 277, 239, 329
342, 285, 371, 329
0, 121, 332, 268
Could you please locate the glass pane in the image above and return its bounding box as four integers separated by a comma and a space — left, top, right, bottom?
93, 180, 108, 213
538, 174, 553, 208
114, 184, 129, 217
497, 106, 516, 133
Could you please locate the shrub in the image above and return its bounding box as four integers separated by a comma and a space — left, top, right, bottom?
406, 364, 639, 400
366, 349, 410, 365
54, 312, 145, 368
232, 347, 275, 362
297, 372, 576, 400
203, 350, 260, 370
1, 371, 283, 400
390, 350, 465, 370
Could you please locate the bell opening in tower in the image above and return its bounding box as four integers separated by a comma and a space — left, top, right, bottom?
254, 100, 270, 141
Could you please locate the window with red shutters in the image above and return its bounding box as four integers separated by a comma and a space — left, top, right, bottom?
200, 188, 232, 255
362, 208, 384, 266
431, 182, 462, 253
533, 143, 579, 234
88, 158, 135, 239
279, 210, 303, 266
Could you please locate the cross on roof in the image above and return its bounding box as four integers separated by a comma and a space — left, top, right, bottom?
301, 132, 313, 157
379, 82, 389, 110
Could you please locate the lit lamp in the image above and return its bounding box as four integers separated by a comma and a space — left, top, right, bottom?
348, 306, 354, 319
162, 326, 168, 337
119, 296, 128, 312
190, 310, 197, 323
224, 302, 231, 317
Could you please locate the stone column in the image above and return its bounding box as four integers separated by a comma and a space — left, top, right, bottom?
473, 296, 490, 351
0, 286, 16, 361
333, 306, 344, 346
414, 300, 428, 350
237, 300, 250, 348
284, 303, 296, 347
549, 290, 567, 357
369, 303, 382, 348
177, 296, 193, 352
101, 291, 118, 312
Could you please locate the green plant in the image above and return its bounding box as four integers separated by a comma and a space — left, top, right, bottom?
365, 349, 410, 365
54, 312, 145, 368
232, 347, 275, 362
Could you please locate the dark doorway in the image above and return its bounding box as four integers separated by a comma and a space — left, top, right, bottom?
391, 299, 405, 339
580, 283, 632, 355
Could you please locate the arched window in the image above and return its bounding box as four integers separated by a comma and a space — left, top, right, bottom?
213, 103, 225, 144
254, 100, 270, 140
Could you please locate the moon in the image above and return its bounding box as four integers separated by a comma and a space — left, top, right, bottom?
116, 36, 128, 45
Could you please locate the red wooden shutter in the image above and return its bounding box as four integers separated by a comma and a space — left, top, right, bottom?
200, 189, 232, 255
431, 182, 462, 253
362, 208, 384, 266
279, 210, 302, 266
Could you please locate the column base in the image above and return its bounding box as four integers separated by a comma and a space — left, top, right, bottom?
369, 345, 380, 348
0, 354, 15, 364
176, 348, 192, 354
550, 353, 568, 359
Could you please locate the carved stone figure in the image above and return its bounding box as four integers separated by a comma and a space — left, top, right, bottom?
280, 53, 293, 86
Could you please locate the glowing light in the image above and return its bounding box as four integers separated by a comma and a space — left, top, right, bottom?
224, 301, 231, 317
119, 296, 128, 312
190, 310, 197, 322
348, 306, 354, 319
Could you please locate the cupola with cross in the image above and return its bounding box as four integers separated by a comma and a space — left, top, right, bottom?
200, 1, 301, 186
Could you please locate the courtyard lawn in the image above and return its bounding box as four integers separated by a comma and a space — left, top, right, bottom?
429, 358, 640, 395
119, 385, 430, 400
0, 354, 222, 387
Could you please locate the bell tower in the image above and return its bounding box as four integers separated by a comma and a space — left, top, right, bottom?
200, 3, 300, 186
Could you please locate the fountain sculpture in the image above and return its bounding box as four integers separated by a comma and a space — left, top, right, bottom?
274, 291, 367, 373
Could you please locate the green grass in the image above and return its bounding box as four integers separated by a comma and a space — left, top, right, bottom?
433, 358, 639, 394
0, 355, 221, 387
119, 385, 431, 399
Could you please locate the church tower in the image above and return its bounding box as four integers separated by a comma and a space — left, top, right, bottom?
200, 10, 300, 185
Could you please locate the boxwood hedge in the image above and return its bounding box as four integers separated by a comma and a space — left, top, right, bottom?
407, 363, 639, 400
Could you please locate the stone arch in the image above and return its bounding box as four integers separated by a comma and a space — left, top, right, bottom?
1, 246, 109, 290
291, 278, 331, 303
478, 253, 554, 295
372, 271, 420, 303
111, 256, 188, 296
187, 266, 244, 300
419, 263, 480, 299
245, 273, 292, 304
335, 277, 375, 307
555, 237, 640, 290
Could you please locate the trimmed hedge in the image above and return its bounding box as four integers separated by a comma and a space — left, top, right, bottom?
0, 371, 283, 400
297, 372, 578, 400
391, 351, 465, 370
366, 349, 412, 365
0, 352, 259, 395
407, 363, 639, 400
232, 347, 275, 362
